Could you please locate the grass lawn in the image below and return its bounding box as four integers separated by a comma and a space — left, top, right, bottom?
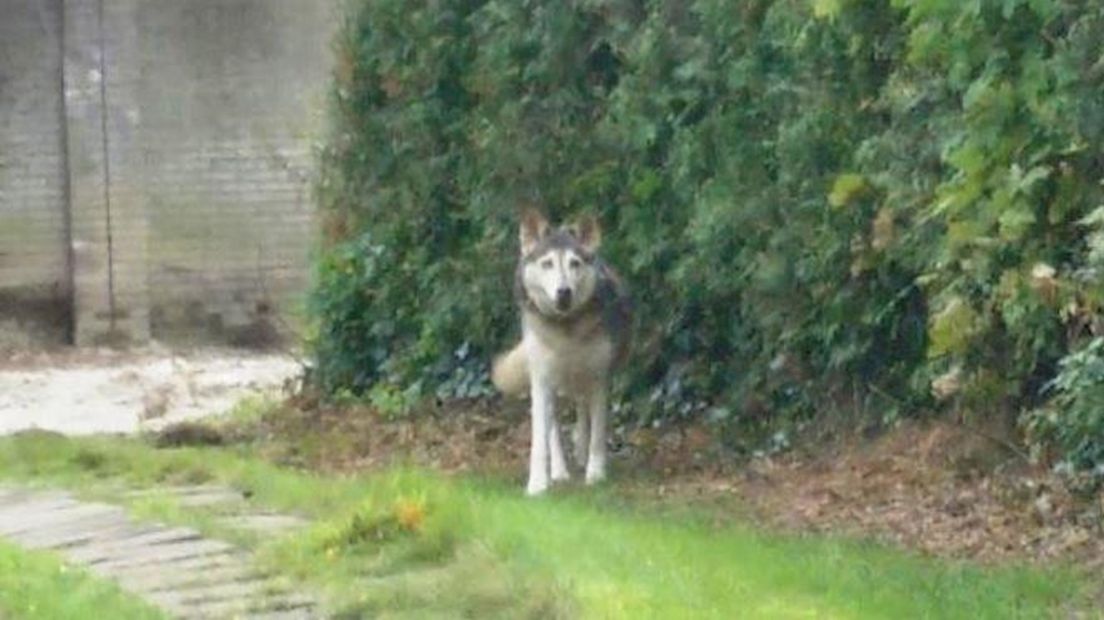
0, 539, 166, 620
0, 430, 1087, 619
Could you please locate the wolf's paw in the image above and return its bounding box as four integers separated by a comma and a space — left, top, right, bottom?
526, 477, 550, 496
584, 466, 607, 485
551, 468, 571, 483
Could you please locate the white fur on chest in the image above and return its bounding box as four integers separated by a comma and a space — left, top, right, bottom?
523, 318, 612, 393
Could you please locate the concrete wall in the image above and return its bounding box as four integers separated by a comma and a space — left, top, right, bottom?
0, 0, 71, 347
0, 0, 335, 348
128, 0, 332, 346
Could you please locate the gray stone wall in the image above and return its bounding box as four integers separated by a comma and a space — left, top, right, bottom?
0, 0, 70, 347
0, 0, 335, 348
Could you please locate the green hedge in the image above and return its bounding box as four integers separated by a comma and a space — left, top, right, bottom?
311, 0, 1104, 467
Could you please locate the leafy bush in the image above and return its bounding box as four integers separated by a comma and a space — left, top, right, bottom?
311, 0, 1104, 463
1024, 338, 1104, 473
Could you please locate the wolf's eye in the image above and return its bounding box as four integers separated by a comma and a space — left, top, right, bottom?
568, 258, 582, 270
540, 259, 554, 270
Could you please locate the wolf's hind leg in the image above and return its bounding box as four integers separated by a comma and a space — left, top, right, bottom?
572, 407, 590, 470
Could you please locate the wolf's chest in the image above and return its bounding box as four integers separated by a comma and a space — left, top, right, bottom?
524, 319, 613, 390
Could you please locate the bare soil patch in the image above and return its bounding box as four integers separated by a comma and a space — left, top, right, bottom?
731, 421, 1104, 567
245, 397, 1104, 571
251, 396, 533, 477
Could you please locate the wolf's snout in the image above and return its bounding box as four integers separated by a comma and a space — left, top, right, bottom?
555, 287, 573, 310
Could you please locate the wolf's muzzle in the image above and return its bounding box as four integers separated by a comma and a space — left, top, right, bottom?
555, 287, 573, 311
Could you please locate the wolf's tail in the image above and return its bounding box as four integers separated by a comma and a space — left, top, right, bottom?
491, 342, 529, 397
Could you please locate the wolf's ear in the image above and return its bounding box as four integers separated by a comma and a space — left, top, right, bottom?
569, 214, 602, 253
519, 209, 549, 255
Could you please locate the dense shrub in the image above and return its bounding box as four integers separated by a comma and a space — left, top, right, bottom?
1024, 337, 1104, 474
311, 0, 1104, 466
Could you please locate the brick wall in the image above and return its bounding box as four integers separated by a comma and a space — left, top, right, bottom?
0, 0, 335, 348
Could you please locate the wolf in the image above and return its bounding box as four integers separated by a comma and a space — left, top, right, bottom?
491, 209, 632, 496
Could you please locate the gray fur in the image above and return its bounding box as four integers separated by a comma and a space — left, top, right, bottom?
514, 227, 633, 369
493, 213, 633, 495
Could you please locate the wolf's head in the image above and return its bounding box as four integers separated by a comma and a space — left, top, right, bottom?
517, 209, 602, 318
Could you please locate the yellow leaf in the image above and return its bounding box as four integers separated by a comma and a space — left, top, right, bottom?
928, 297, 979, 358
812, 0, 843, 19
871, 208, 895, 251
394, 497, 426, 532
828, 173, 867, 208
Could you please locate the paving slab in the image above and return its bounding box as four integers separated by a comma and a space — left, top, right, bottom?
0, 504, 122, 537
91, 538, 236, 571
0, 487, 321, 619
147, 577, 282, 608
66, 527, 204, 563
121, 562, 262, 593
9, 512, 141, 549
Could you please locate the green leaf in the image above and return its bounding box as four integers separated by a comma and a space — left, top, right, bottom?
998, 202, 1036, 241
1077, 206, 1104, 228
1009, 164, 1051, 195
1001, 0, 1023, 19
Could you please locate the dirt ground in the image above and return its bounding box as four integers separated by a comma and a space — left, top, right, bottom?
0, 347, 299, 435
717, 423, 1103, 568
6, 345, 1101, 574
244, 396, 1104, 573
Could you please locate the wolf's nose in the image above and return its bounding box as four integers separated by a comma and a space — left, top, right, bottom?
555, 287, 572, 310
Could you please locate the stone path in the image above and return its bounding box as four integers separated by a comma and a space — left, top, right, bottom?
0, 486, 317, 619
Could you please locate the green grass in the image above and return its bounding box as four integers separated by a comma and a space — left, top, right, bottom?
0, 539, 166, 620
0, 431, 1086, 619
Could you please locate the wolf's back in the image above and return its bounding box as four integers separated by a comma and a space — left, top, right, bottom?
491, 342, 529, 397
597, 263, 633, 369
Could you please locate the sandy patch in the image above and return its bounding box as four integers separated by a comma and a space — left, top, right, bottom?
0, 348, 301, 435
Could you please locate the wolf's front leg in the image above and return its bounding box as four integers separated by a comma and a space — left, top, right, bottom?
527, 379, 554, 496
585, 387, 609, 485
549, 412, 570, 483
